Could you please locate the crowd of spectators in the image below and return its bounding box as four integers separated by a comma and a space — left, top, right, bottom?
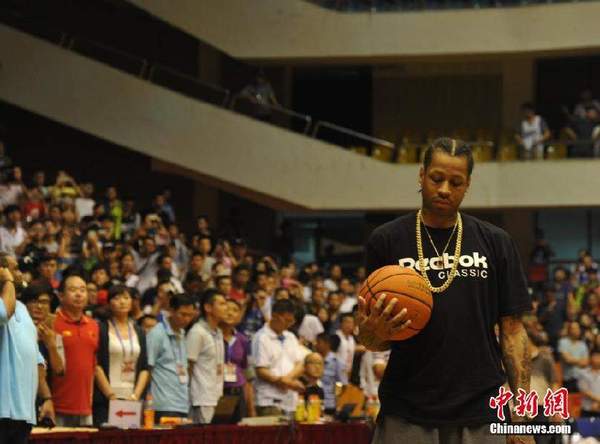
4, 147, 600, 439
527, 243, 600, 420
0, 159, 388, 436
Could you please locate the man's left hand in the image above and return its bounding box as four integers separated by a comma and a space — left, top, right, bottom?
39, 399, 55, 424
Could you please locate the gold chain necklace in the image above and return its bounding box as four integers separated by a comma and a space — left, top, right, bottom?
420, 213, 458, 260
416, 209, 463, 293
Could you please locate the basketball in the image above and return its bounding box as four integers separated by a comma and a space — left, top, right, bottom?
359, 265, 433, 341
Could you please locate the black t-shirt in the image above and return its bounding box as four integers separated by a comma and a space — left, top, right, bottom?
571, 118, 596, 139
365, 212, 531, 426
299, 377, 325, 402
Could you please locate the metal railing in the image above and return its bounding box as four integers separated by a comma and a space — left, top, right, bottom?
505, 139, 600, 160
312, 120, 395, 158
0, 10, 66, 46
8, 14, 600, 165
149, 64, 230, 107
70, 37, 149, 78
230, 95, 312, 134
0, 13, 393, 146
307, 0, 588, 12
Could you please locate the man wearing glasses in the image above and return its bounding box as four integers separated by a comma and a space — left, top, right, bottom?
22, 283, 65, 379
300, 353, 325, 403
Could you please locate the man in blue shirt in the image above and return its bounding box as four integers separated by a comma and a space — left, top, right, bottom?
0, 260, 49, 444
316, 333, 347, 414
147, 294, 196, 424
558, 321, 590, 392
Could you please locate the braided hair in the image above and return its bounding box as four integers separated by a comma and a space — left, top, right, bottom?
423, 137, 474, 177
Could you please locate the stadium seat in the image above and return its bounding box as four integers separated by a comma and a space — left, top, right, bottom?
337, 384, 366, 417
559, 127, 572, 141
497, 144, 518, 161
475, 128, 494, 142
452, 128, 471, 141
500, 129, 515, 145
470, 142, 494, 162
372, 145, 394, 162
425, 130, 441, 144
482, 144, 494, 161
395, 138, 420, 163
546, 143, 567, 159
401, 129, 422, 144
471, 145, 483, 162
474, 129, 495, 161
349, 146, 368, 156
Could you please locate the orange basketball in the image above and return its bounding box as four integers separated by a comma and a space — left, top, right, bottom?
359, 265, 433, 341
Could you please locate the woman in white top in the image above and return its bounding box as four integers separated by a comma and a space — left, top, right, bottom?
93, 285, 150, 426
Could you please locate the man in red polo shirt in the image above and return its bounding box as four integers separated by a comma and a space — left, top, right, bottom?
52, 274, 99, 427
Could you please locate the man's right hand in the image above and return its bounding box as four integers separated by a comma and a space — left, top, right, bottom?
0, 267, 14, 283
37, 323, 57, 348
0, 266, 16, 320
278, 376, 304, 393
357, 293, 411, 349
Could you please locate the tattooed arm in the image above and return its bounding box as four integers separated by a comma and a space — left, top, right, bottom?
499, 314, 532, 421
356, 324, 391, 352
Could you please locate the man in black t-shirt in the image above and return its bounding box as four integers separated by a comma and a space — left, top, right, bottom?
565, 107, 600, 158
358, 138, 534, 444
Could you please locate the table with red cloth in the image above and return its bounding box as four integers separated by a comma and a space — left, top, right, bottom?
30, 422, 373, 444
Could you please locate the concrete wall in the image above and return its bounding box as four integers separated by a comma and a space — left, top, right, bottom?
127, 0, 600, 60
2, 25, 600, 212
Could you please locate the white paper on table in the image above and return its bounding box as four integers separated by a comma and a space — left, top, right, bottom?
108, 399, 142, 429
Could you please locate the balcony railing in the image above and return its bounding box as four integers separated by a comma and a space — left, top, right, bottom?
149, 65, 230, 107
307, 0, 586, 12
2, 13, 600, 165
312, 120, 396, 160
230, 96, 312, 135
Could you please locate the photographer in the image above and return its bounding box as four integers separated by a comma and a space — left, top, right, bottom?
130, 237, 161, 295
50, 171, 81, 206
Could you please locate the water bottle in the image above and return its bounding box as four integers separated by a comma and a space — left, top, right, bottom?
143, 394, 155, 429
307, 395, 321, 423
373, 396, 381, 419
295, 395, 307, 422
365, 396, 375, 419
